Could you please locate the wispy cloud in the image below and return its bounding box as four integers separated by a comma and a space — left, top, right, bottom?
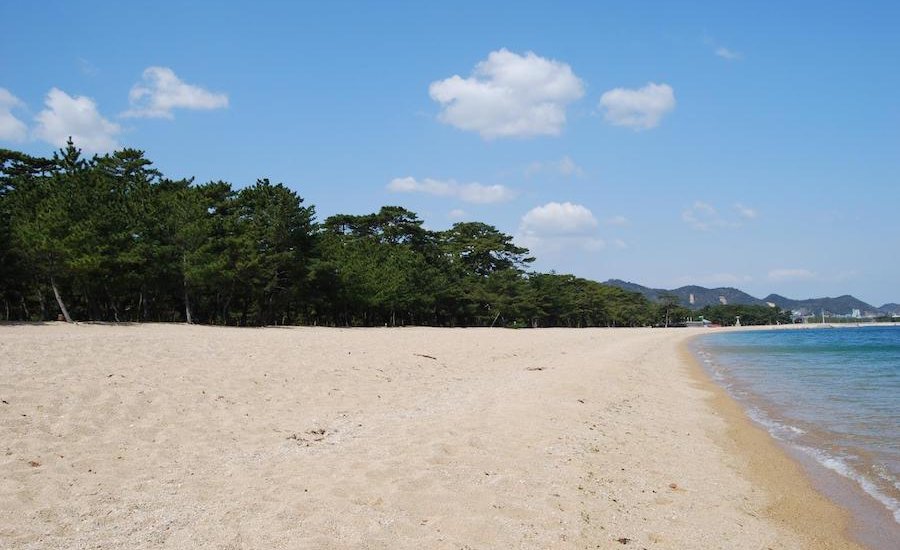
604, 215, 628, 226
525, 155, 584, 178
682, 201, 758, 231
734, 203, 758, 220
77, 57, 100, 76
388, 177, 517, 204
682, 201, 729, 231
715, 47, 742, 61
704, 35, 743, 61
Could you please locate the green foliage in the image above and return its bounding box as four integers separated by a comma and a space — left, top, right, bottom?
0, 141, 693, 328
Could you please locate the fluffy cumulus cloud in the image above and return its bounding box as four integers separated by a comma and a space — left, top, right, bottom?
767, 268, 817, 282
520, 201, 598, 235
599, 82, 675, 129
124, 66, 228, 119
387, 177, 516, 204
33, 88, 120, 152
0, 88, 28, 142
518, 202, 606, 253
429, 49, 585, 139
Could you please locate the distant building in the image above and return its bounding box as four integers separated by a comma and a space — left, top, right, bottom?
689, 293, 695, 305
851, 309, 861, 319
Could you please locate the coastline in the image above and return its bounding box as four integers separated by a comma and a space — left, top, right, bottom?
0, 323, 876, 548
680, 333, 865, 549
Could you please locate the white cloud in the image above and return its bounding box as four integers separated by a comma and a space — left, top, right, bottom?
124, 66, 228, 119
448, 208, 467, 220
387, 176, 516, 204
516, 202, 627, 254
599, 82, 675, 129
520, 201, 598, 235
33, 88, 120, 152
768, 268, 817, 282
735, 203, 758, 220
429, 49, 585, 139
0, 88, 28, 142
715, 47, 742, 61
525, 155, 584, 178
605, 215, 628, 226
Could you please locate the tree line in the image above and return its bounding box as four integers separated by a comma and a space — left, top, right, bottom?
0, 141, 787, 327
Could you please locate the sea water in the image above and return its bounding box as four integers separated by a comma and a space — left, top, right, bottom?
694, 326, 900, 543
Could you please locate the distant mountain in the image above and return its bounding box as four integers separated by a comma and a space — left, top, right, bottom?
604, 279, 888, 315
764, 294, 878, 316
604, 280, 766, 309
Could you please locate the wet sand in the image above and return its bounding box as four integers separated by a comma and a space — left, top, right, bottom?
0, 324, 861, 548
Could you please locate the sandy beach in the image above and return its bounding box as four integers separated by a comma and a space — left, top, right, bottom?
0, 324, 862, 549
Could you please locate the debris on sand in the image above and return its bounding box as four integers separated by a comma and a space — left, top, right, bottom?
287, 428, 330, 446
414, 353, 437, 360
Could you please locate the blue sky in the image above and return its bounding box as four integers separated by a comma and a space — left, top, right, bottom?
2, 1, 898, 305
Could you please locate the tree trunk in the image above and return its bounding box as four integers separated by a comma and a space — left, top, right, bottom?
184, 287, 193, 324
51, 277, 73, 323
19, 296, 28, 321
37, 286, 45, 320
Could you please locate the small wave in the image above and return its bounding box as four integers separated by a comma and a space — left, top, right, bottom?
793, 443, 900, 525
745, 407, 806, 440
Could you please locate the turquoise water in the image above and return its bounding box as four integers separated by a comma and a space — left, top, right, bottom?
695, 327, 900, 530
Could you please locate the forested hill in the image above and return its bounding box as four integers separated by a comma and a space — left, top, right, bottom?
606, 279, 887, 315
764, 294, 880, 316
604, 280, 766, 309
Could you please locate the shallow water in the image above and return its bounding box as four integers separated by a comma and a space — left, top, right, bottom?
694, 326, 900, 533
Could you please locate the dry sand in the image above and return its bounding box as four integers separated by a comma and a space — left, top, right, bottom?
0, 324, 862, 549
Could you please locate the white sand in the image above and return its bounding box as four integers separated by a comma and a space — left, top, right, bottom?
0, 324, 859, 548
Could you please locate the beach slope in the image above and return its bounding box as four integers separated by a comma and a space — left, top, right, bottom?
0, 324, 858, 548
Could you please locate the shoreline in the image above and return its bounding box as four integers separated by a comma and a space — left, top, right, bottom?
679, 335, 864, 549
685, 326, 900, 550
